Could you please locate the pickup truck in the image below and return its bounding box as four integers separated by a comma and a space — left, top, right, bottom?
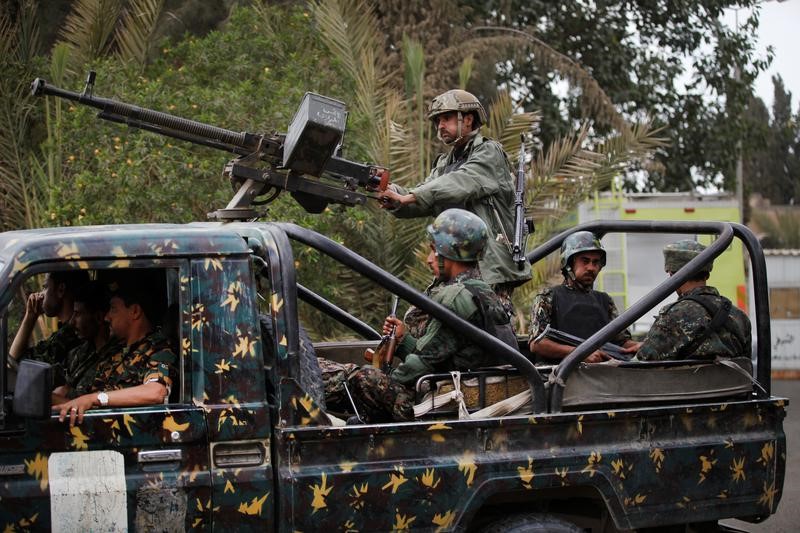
0, 218, 786, 532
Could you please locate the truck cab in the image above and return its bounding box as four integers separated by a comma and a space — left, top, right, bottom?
0, 219, 787, 532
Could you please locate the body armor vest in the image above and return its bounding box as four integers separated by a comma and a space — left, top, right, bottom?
551, 285, 612, 339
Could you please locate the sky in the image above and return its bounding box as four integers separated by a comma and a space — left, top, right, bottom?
732, 0, 800, 111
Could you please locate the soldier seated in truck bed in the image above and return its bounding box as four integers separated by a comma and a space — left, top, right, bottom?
628, 239, 752, 362
342, 209, 517, 423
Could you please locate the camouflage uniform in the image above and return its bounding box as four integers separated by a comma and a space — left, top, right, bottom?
528, 282, 632, 346
66, 338, 126, 398
23, 322, 82, 367
636, 239, 751, 361
636, 287, 751, 361
348, 268, 510, 423
318, 358, 359, 415
86, 329, 177, 396
389, 91, 532, 292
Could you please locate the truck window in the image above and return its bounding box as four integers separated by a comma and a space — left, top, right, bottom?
4, 265, 184, 408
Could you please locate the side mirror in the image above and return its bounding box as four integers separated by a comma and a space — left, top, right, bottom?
13, 360, 52, 419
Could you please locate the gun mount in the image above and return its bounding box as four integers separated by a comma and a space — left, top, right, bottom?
31, 71, 389, 220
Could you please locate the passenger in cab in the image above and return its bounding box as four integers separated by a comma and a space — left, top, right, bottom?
53, 273, 177, 426
346, 208, 516, 423
9, 270, 89, 368
628, 240, 751, 361
51, 280, 125, 403
528, 232, 636, 363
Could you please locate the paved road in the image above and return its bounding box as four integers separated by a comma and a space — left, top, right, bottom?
721, 379, 797, 532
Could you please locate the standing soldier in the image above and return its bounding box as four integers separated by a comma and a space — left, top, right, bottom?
347, 209, 517, 423
528, 231, 636, 363
378, 89, 532, 314
628, 239, 751, 361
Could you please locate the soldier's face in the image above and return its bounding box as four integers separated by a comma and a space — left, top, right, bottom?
41, 275, 65, 318
571, 251, 603, 285
106, 296, 134, 340
71, 301, 101, 341
434, 112, 473, 144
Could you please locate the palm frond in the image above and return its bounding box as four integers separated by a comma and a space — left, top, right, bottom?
58, 0, 122, 68
115, 0, 165, 64
458, 53, 474, 90
310, 0, 387, 126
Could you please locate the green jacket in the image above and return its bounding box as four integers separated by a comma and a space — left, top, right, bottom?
390, 269, 509, 386
390, 132, 532, 287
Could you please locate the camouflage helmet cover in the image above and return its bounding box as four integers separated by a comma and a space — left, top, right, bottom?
427, 89, 488, 125
663, 239, 713, 274
427, 208, 488, 262
560, 231, 606, 271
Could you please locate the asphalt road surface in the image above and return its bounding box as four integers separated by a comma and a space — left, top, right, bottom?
721, 379, 797, 533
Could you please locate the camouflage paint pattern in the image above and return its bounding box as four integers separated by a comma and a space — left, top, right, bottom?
0, 223, 788, 532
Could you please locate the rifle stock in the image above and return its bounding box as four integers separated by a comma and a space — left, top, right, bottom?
31, 71, 388, 219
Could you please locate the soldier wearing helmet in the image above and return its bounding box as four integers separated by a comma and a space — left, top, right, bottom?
346, 209, 517, 423
528, 231, 636, 363
377, 89, 531, 315
628, 239, 751, 361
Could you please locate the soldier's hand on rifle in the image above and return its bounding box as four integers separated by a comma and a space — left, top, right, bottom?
383, 316, 405, 341
585, 349, 610, 364
621, 341, 642, 355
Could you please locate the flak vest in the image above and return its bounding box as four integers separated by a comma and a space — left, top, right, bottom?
551, 285, 612, 340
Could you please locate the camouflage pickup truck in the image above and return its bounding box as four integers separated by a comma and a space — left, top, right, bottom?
0, 217, 787, 532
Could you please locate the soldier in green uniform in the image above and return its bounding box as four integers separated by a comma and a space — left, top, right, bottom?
528, 231, 636, 363
628, 240, 751, 361
377, 89, 532, 312
9, 270, 88, 368
53, 273, 177, 427
347, 209, 517, 423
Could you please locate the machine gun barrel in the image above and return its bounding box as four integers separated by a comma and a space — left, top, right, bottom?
31, 72, 388, 218
31, 77, 269, 159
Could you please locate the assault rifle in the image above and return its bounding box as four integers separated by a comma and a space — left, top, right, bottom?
512, 135, 534, 269
31, 71, 389, 220
364, 295, 400, 373
536, 324, 631, 362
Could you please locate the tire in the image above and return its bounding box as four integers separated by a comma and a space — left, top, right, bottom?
479, 513, 584, 533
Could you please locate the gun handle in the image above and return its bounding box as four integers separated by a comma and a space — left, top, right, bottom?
364, 347, 376, 364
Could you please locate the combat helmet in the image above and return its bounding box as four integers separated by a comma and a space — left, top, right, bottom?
560, 231, 606, 273
663, 239, 713, 275
427, 208, 488, 262
428, 89, 488, 127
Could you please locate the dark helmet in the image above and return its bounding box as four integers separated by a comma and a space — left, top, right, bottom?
663, 239, 713, 275
426, 208, 488, 262
427, 89, 488, 126
560, 231, 606, 271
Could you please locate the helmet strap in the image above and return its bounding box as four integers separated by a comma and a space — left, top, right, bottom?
437, 255, 447, 281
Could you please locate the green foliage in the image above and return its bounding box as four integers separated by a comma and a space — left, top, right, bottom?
48, 4, 355, 228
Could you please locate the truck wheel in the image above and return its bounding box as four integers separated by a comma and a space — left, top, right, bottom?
479, 513, 584, 533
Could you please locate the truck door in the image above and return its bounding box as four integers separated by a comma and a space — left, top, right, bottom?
190, 256, 274, 531
0, 262, 213, 531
